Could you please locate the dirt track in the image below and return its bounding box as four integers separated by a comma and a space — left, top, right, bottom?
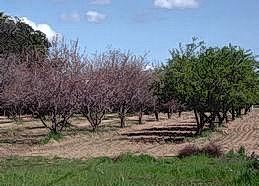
0, 109, 258, 159
212, 108, 259, 155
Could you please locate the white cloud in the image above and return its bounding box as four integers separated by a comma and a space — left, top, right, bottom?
154, 0, 199, 9
60, 12, 81, 22
90, 0, 111, 5
20, 17, 59, 41
86, 11, 107, 23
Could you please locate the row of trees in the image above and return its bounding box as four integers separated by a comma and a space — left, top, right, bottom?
0, 12, 180, 134
1, 39, 258, 135
1, 13, 258, 136
155, 39, 259, 134
0, 40, 180, 133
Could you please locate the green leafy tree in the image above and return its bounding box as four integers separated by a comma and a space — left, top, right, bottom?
158, 38, 259, 135
0, 12, 50, 60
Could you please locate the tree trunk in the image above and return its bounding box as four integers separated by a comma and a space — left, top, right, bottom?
194, 110, 205, 135
120, 115, 126, 128
119, 105, 126, 128
167, 108, 172, 119
196, 116, 205, 135
84, 109, 105, 132
138, 112, 143, 124
223, 111, 228, 123
236, 108, 241, 117
231, 108, 235, 120
155, 110, 159, 121
178, 111, 182, 117
51, 124, 58, 134
208, 113, 216, 129
18, 108, 22, 121
244, 105, 249, 115
51, 110, 58, 134
92, 125, 97, 132
194, 109, 199, 125
217, 112, 224, 126
138, 107, 143, 124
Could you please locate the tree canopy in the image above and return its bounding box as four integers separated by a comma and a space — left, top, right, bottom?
0, 12, 50, 59
157, 39, 259, 134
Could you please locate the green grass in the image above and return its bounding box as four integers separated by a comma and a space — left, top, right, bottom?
39, 131, 64, 144
0, 154, 258, 186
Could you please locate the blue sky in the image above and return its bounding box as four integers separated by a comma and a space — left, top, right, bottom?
1, 0, 259, 62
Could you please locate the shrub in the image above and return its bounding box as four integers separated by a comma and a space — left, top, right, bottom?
40, 131, 63, 144
237, 146, 246, 156
178, 144, 200, 158
201, 142, 223, 157
178, 143, 223, 158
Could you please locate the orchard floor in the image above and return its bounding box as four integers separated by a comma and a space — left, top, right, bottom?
0, 109, 258, 159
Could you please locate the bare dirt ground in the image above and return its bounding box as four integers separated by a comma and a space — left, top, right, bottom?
0, 109, 258, 159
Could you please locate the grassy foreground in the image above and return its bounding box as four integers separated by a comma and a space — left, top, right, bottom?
0, 153, 258, 186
